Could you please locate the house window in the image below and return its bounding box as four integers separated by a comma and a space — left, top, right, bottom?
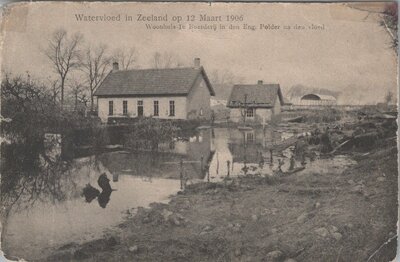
154, 101, 159, 116
246, 108, 254, 117
169, 101, 175, 116
137, 100, 143, 117
108, 101, 113, 115
246, 132, 255, 143
123, 101, 128, 115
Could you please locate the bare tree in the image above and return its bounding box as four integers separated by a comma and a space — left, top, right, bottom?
112, 47, 138, 70
68, 79, 88, 110
81, 44, 111, 111
152, 51, 183, 69
380, 2, 398, 53
209, 69, 243, 100
385, 90, 394, 105
347, 3, 398, 54
45, 78, 61, 104
44, 28, 83, 106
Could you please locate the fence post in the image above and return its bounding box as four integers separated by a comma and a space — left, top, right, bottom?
200, 155, 204, 173
180, 158, 183, 190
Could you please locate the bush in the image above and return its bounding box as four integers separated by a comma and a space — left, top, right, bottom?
124, 117, 180, 151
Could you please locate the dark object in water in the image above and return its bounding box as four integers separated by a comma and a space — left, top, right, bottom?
283, 166, 305, 175
98, 173, 112, 192
82, 184, 100, 203
97, 173, 114, 208
287, 116, 304, 123
98, 190, 112, 208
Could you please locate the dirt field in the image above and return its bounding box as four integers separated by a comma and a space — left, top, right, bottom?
42, 114, 398, 262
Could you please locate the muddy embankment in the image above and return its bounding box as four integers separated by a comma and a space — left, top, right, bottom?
43, 116, 398, 262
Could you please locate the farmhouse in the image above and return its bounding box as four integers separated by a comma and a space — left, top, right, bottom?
227, 81, 284, 124
94, 58, 215, 123
298, 93, 337, 106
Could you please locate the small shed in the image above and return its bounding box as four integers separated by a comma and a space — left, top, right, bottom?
299, 94, 337, 106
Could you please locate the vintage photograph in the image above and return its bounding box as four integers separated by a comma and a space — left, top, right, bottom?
0, 1, 398, 261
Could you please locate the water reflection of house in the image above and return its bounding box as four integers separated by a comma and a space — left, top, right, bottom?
227, 129, 283, 164
101, 129, 213, 180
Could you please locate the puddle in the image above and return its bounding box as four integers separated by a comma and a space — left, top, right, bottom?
1, 127, 356, 260
1, 157, 180, 260
297, 155, 357, 175
206, 128, 299, 181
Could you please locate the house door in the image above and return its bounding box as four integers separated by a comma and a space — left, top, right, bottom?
137, 100, 143, 117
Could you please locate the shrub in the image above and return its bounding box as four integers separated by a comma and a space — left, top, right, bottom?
124, 117, 180, 151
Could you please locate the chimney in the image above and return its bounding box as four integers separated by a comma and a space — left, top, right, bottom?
112, 62, 119, 71
258, 80, 263, 85
194, 58, 201, 68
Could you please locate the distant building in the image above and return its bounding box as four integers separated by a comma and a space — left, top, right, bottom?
93, 58, 215, 123
210, 98, 227, 107
226, 80, 284, 123
298, 93, 337, 106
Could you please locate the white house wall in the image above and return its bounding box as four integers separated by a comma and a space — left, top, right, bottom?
97, 96, 187, 122
187, 77, 212, 120
229, 108, 272, 123
273, 97, 281, 114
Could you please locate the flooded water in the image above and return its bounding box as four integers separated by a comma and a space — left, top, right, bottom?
1, 127, 355, 260
1, 157, 180, 259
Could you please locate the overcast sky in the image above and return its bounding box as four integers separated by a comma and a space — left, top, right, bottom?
1, 2, 397, 104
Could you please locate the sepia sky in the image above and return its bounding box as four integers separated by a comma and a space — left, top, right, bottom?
1, 2, 397, 104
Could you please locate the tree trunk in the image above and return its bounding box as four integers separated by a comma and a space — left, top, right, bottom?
75, 93, 78, 110
60, 77, 65, 107
90, 89, 94, 112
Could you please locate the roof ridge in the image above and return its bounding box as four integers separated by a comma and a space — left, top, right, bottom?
112, 67, 200, 73
233, 83, 280, 86
93, 65, 214, 97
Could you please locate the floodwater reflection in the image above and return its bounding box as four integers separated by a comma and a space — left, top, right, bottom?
1, 156, 180, 260
1, 127, 355, 260
82, 184, 100, 203
81, 173, 114, 208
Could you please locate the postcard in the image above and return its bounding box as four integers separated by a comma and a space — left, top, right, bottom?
0, 1, 398, 261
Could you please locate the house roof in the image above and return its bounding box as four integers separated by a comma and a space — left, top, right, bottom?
93, 67, 215, 97
227, 84, 284, 108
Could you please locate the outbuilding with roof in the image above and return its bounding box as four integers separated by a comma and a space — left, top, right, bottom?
226, 80, 284, 124
299, 93, 337, 106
